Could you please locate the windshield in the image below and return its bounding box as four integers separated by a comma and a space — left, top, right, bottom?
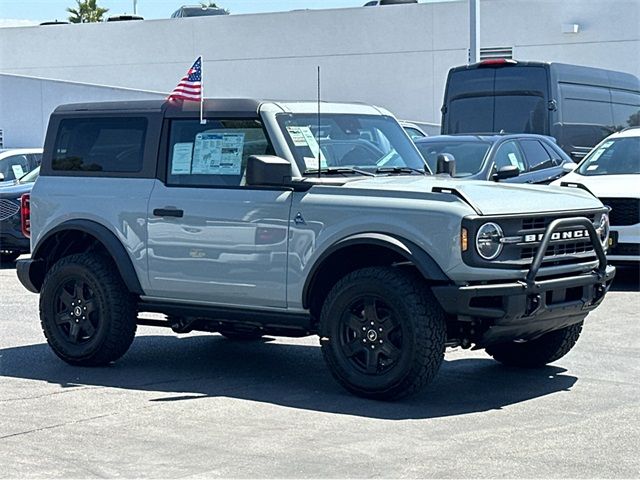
18, 166, 40, 183
415, 140, 491, 177
276, 113, 428, 175
577, 137, 640, 176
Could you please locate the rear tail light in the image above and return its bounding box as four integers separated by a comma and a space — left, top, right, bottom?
478, 59, 517, 67
20, 193, 30, 238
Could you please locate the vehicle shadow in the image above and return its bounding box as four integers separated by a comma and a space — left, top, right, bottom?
0, 261, 17, 270
0, 335, 577, 420
609, 265, 640, 292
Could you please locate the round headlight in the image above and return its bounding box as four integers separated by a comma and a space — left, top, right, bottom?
598, 213, 610, 249
476, 222, 504, 260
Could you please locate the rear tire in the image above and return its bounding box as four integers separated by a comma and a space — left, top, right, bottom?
486, 322, 583, 368
40, 253, 137, 366
320, 267, 446, 400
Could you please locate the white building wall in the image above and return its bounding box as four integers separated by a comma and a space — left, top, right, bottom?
0, 74, 163, 147
0, 0, 638, 145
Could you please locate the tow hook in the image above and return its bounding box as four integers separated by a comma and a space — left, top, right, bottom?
525, 294, 542, 316
593, 283, 606, 304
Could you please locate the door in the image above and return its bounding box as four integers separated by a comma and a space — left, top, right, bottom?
146, 118, 292, 308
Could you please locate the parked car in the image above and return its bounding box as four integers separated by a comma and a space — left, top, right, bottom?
414, 133, 575, 183
0, 148, 42, 184
399, 121, 427, 140
171, 5, 229, 18
441, 60, 640, 161
364, 0, 418, 5
552, 127, 640, 264
17, 99, 615, 400
0, 166, 39, 263
105, 15, 144, 21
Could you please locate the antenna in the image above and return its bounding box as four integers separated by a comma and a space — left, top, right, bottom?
317, 65, 321, 179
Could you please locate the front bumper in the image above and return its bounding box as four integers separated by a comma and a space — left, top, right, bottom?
432, 216, 616, 346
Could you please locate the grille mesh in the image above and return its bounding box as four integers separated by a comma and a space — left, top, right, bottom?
600, 198, 640, 226
0, 199, 19, 221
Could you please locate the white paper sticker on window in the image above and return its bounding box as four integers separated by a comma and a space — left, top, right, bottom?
507, 152, 519, 166
587, 164, 599, 171
11, 164, 24, 179
286, 126, 310, 147
171, 142, 193, 175
192, 132, 245, 175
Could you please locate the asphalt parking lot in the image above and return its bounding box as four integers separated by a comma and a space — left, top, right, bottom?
0, 262, 638, 478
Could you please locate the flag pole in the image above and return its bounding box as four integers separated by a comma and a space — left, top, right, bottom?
200, 56, 205, 125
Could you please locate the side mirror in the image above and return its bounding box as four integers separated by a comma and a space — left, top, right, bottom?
245, 155, 292, 186
492, 165, 520, 181
562, 162, 578, 173
0, 173, 4, 181
436, 153, 456, 176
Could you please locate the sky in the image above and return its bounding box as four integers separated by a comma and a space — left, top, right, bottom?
0, 0, 428, 26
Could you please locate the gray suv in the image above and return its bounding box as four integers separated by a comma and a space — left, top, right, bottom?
17, 99, 615, 400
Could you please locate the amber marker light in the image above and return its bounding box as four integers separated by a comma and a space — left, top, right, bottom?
461, 227, 468, 252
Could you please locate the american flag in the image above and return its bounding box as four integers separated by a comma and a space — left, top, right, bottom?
167, 57, 202, 102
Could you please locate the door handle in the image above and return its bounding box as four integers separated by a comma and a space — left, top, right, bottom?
153, 208, 184, 218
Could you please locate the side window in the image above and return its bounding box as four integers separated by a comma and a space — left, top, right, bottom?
52, 117, 147, 173
493, 140, 525, 172
520, 140, 554, 171
0, 154, 30, 181
29, 153, 43, 169
167, 118, 272, 187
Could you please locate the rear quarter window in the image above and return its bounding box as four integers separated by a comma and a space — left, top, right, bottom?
52, 117, 147, 173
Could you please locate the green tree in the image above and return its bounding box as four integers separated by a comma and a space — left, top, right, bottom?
67, 0, 109, 23
201, 2, 229, 13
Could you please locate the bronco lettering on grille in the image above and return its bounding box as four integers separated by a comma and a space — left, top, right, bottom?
523, 229, 590, 243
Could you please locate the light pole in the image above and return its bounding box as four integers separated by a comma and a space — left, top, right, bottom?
133, 0, 137, 15
469, 0, 480, 64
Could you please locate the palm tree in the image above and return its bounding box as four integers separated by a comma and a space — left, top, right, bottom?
67, 0, 109, 23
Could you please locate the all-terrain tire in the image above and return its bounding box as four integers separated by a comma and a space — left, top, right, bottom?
40, 253, 137, 366
486, 321, 583, 368
319, 267, 446, 400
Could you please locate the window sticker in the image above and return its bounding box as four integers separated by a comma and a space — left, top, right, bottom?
587, 165, 599, 171
170, 142, 193, 175
507, 152, 519, 166
11, 164, 24, 179
589, 148, 606, 163
286, 126, 310, 147
286, 126, 327, 169
192, 132, 245, 175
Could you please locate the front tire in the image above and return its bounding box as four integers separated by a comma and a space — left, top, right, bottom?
320, 267, 446, 400
40, 253, 137, 366
486, 321, 583, 368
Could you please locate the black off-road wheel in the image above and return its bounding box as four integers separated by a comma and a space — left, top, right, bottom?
40, 253, 137, 366
0, 251, 20, 263
486, 321, 584, 368
319, 267, 446, 400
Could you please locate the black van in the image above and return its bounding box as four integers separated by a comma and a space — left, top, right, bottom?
440, 60, 640, 160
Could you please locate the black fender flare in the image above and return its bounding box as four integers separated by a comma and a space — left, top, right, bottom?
302, 232, 449, 309
31, 219, 144, 295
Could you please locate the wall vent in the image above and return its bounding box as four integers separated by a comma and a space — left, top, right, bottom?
0, 129, 3, 148
480, 46, 513, 60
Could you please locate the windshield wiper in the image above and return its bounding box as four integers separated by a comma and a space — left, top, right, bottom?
375, 166, 427, 175
304, 167, 375, 177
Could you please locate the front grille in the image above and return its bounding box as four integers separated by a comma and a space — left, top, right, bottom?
600, 198, 640, 226
462, 209, 606, 270
0, 199, 19, 221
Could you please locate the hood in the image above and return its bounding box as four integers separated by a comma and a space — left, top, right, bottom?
342, 175, 603, 216
553, 172, 640, 199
